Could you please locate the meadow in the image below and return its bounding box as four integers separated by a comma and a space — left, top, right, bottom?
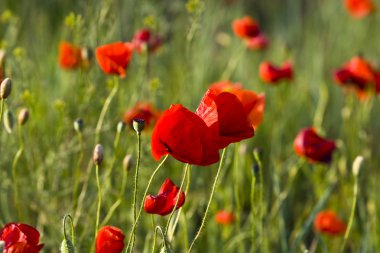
0, 0, 379, 252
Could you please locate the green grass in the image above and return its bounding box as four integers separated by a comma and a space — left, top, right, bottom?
0, 0, 379, 252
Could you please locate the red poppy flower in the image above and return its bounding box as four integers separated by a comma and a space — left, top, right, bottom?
294, 128, 336, 163
0, 223, 44, 253
334, 56, 378, 99
123, 102, 160, 129
215, 210, 235, 225
259, 61, 293, 84
151, 104, 220, 166
196, 89, 254, 149
59, 41, 83, 69
144, 178, 186, 216
344, 0, 375, 19
314, 210, 346, 236
95, 42, 134, 78
246, 33, 269, 51
232, 16, 260, 39
95, 226, 125, 253
133, 28, 162, 53
209, 81, 265, 129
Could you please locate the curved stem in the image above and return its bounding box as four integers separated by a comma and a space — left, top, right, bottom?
130, 133, 141, 252
63, 214, 75, 244
125, 155, 169, 253
188, 148, 227, 253
12, 125, 24, 220
95, 77, 119, 144
165, 163, 190, 236
94, 164, 102, 241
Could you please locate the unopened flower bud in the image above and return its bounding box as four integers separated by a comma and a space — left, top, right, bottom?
81, 47, 93, 63
133, 118, 145, 135
117, 121, 126, 133
93, 144, 103, 165
4, 109, 14, 133
352, 156, 364, 177
60, 238, 75, 253
0, 77, 12, 99
18, 108, 29, 125
0, 240, 5, 252
123, 154, 132, 171
73, 118, 84, 133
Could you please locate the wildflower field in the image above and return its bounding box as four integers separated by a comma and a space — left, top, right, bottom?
0, 0, 379, 252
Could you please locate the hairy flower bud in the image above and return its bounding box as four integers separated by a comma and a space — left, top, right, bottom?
73, 118, 84, 133
93, 144, 103, 165
4, 109, 14, 133
0, 77, 12, 99
133, 118, 145, 135
60, 239, 75, 253
18, 108, 29, 125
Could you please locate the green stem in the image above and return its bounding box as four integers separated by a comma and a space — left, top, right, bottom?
94, 164, 102, 241
340, 177, 358, 253
220, 46, 246, 80
0, 99, 4, 124
125, 155, 169, 253
188, 148, 227, 253
95, 77, 119, 144
165, 163, 190, 236
253, 151, 264, 251
151, 215, 156, 253
72, 132, 84, 211
233, 144, 243, 252
130, 133, 141, 252
12, 125, 24, 220
250, 173, 256, 253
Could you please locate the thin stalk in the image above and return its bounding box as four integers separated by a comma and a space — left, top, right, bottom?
250, 173, 256, 253
72, 131, 84, 211
125, 155, 169, 252
12, 125, 24, 220
151, 215, 156, 253
220, 46, 246, 80
233, 144, 243, 253
253, 151, 264, 251
188, 148, 227, 253
165, 163, 190, 236
130, 133, 142, 252
94, 164, 102, 241
0, 99, 4, 124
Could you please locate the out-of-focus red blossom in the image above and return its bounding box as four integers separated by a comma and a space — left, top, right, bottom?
259, 61, 293, 84
294, 128, 336, 163
133, 28, 162, 53
144, 178, 185, 216
209, 81, 265, 129
151, 104, 220, 166
59, 41, 83, 69
0, 223, 44, 253
246, 33, 269, 51
196, 89, 254, 148
95, 42, 134, 78
0, 50, 5, 82
344, 0, 375, 19
95, 226, 125, 253
314, 210, 346, 236
215, 210, 235, 225
334, 56, 380, 99
232, 16, 260, 39
123, 102, 160, 129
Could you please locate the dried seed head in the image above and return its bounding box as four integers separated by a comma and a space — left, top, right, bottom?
4, 109, 14, 134
0, 240, 5, 252
133, 118, 145, 135
73, 118, 84, 133
0, 77, 12, 99
93, 144, 103, 165
60, 239, 75, 253
123, 154, 132, 171
117, 121, 126, 133
18, 108, 29, 125
352, 156, 364, 177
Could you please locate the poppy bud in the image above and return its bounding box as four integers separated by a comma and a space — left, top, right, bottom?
95, 226, 125, 253
133, 118, 145, 135
0, 240, 4, 252
352, 156, 364, 177
4, 109, 14, 134
73, 118, 84, 133
117, 121, 126, 133
81, 47, 93, 63
123, 154, 132, 171
18, 108, 29, 125
0, 77, 12, 99
93, 144, 103, 165
60, 238, 75, 253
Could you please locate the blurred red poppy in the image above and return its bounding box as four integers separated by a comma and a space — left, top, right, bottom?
259, 61, 293, 84
0, 223, 44, 253
95, 42, 134, 78
133, 28, 162, 53
215, 210, 235, 225
334, 56, 378, 99
123, 102, 160, 129
232, 16, 260, 39
196, 89, 254, 148
151, 104, 220, 166
59, 41, 83, 69
294, 128, 336, 163
344, 0, 375, 19
314, 210, 346, 236
95, 226, 125, 253
144, 178, 185, 216
246, 33, 269, 51
0, 50, 5, 82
